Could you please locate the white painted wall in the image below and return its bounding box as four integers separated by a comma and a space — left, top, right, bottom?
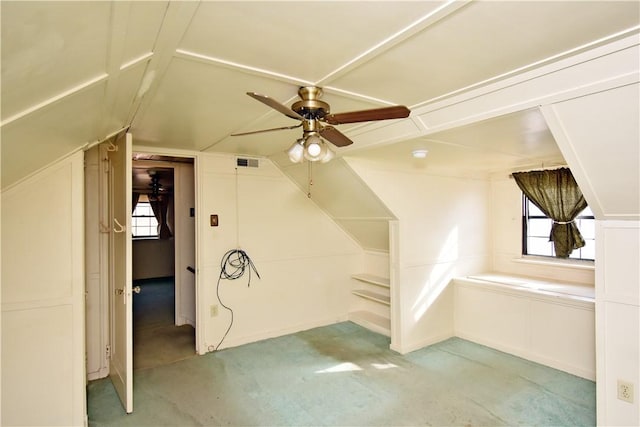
454, 277, 595, 380
173, 162, 196, 327
196, 154, 363, 352
541, 77, 639, 426
347, 158, 491, 353
1, 152, 86, 426
595, 221, 639, 426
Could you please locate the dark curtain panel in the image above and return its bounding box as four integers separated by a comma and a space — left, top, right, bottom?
149, 195, 172, 239
166, 195, 175, 238
132, 192, 140, 213
512, 167, 587, 258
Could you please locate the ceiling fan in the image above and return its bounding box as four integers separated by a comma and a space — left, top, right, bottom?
232, 86, 410, 163
147, 169, 171, 200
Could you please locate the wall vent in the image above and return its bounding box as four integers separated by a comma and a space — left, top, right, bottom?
236, 157, 259, 168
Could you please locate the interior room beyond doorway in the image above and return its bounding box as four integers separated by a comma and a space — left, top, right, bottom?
132, 155, 197, 369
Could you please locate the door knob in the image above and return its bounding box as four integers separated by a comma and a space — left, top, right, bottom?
133, 286, 141, 294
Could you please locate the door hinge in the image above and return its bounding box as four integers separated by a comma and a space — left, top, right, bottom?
106, 344, 111, 359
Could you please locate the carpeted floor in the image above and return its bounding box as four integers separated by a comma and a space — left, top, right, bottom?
133, 277, 196, 370
88, 322, 595, 426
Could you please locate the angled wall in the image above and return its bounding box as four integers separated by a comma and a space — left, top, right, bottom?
542, 80, 640, 426
274, 156, 396, 252
1, 152, 86, 426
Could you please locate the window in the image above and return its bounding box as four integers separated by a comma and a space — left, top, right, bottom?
523, 196, 595, 260
132, 199, 158, 238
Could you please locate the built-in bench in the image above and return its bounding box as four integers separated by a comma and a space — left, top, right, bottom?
453, 273, 595, 380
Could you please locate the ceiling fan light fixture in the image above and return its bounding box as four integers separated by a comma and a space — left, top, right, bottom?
303, 134, 327, 162
287, 139, 305, 163
320, 147, 335, 163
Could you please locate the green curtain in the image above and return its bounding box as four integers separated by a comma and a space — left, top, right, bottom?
512, 168, 587, 258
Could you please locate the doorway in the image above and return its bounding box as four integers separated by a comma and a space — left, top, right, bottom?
131, 155, 196, 370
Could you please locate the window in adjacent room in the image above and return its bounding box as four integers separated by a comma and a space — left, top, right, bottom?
132, 196, 158, 238
522, 195, 595, 260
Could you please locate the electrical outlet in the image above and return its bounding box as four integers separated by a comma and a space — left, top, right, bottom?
210, 304, 218, 317
617, 380, 634, 403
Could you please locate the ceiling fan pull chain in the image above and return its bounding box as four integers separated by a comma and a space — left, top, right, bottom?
307, 161, 313, 199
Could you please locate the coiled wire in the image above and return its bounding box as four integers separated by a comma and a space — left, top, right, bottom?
215, 249, 260, 350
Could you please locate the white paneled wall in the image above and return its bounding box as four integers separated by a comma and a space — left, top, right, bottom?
542, 75, 639, 426
454, 277, 595, 380
596, 221, 640, 426
1, 152, 85, 426
347, 158, 492, 353
196, 154, 363, 352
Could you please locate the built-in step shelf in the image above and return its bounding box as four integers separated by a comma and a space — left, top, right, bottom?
349, 311, 390, 337
352, 273, 390, 289
351, 289, 390, 305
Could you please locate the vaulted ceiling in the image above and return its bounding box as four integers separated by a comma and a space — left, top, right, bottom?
2, 1, 639, 189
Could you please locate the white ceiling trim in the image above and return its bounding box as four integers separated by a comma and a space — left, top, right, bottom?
0, 73, 107, 128
336, 34, 638, 158
175, 49, 314, 88
120, 52, 154, 72
411, 25, 640, 111
316, 0, 471, 87
344, 33, 640, 150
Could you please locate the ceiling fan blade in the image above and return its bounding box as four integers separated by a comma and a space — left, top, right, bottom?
319, 125, 353, 147
324, 105, 410, 125
247, 92, 304, 121
231, 123, 302, 136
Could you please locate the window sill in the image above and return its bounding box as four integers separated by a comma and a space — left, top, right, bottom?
513, 256, 595, 271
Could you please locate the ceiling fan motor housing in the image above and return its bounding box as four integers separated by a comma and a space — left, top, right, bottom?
292, 86, 330, 119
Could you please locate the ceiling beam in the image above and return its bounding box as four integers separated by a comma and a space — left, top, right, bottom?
127, 1, 200, 128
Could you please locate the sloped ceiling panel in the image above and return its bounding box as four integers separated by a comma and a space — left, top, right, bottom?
2, 83, 107, 187
0, 2, 110, 121
544, 83, 640, 220
280, 159, 395, 220
330, 1, 640, 106
132, 58, 305, 151
275, 158, 396, 251
177, 1, 443, 83
120, 2, 168, 65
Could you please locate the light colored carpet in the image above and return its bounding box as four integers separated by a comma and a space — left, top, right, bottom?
88, 322, 595, 426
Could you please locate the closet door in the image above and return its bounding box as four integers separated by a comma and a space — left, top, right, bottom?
107, 132, 133, 413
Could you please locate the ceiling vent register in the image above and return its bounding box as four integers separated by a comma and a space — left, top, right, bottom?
237, 157, 259, 168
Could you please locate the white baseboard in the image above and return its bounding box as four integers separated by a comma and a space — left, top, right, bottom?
87, 367, 109, 382
214, 315, 350, 351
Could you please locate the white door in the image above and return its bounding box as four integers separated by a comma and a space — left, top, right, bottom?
107, 132, 133, 413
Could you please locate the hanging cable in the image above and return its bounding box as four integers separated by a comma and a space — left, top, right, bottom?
214, 166, 261, 350
214, 249, 261, 351
235, 167, 240, 248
